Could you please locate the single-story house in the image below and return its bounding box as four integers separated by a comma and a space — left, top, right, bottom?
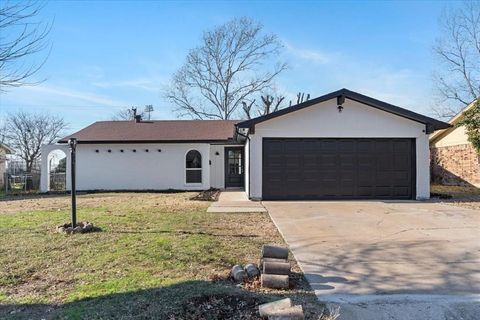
41, 88, 450, 200
430, 101, 480, 187
0, 142, 14, 189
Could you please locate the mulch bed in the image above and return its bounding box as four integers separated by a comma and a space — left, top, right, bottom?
177, 294, 267, 319
191, 188, 221, 201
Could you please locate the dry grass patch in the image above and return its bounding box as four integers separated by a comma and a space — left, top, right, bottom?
431, 184, 480, 210
0, 192, 323, 319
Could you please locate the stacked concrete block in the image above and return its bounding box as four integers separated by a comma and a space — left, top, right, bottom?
260, 245, 291, 289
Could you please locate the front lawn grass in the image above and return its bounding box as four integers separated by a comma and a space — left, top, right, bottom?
0, 192, 322, 319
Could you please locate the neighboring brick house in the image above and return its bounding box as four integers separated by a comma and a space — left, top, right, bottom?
0, 143, 14, 189
429, 102, 480, 186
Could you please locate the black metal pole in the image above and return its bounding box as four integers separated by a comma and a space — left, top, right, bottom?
69, 138, 77, 228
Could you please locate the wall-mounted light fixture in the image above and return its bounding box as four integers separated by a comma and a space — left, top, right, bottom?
120, 149, 124, 153
215, 151, 220, 156
145, 149, 149, 152
108, 149, 112, 153
133, 149, 137, 152
337, 94, 345, 113
158, 149, 162, 152
95, 149, 99, 153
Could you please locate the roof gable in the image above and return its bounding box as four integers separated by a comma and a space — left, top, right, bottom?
429, 99, 477, 144
237, 88, 451, 133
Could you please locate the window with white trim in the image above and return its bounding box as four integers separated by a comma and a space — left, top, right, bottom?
185, 150, 202, 183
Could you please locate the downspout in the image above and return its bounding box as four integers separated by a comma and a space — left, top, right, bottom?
235, 126, 251, 200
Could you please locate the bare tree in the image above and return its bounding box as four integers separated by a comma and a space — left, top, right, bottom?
165, 17, 287, 120
0, 1, 52, 90
433, 1, 480, 118
242, 94, 285, 119
112, 107, 145, 121
242, 91, 311, 119
144, 104, 154, 120
3, 111, 67, 173
290, 92, 310, 106
0, 121, 6, 143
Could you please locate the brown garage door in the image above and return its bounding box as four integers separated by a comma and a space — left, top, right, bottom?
262, 138, 415, 200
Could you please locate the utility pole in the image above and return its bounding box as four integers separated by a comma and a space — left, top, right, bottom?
68, 138, 77, 228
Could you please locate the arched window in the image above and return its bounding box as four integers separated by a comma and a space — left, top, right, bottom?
185, 150, 202, 183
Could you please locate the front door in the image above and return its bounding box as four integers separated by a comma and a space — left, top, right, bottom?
225, 147, 244, 188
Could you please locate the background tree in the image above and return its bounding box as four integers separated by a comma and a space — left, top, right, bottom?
242, 94, 285, 119
144, 104, 154, 120
112, 107, 145, 121
0, 121, 6, 143
458, 100, 480, 152
242, 91, 310, 119
433, 1, 480, 118
165, 17, 287, 120
0, 1, 52, 90
3, 111, 67, 173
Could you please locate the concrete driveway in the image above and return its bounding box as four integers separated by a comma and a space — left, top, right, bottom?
264, 201, 480, 320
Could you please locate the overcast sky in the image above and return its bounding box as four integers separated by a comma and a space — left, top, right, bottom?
0, 0, 460, 134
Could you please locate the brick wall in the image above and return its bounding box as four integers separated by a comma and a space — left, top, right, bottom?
430, 143, 480, 186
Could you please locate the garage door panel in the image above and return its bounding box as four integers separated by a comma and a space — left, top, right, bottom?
394, 154, 410, 169
340, 154, 355, 166
357, 140, 375, 152
378, 155, 395, 170
263, 138, 415, 200
394, 140, 411, 153
376, 172, 394, 185
376, 141, 394, 152
320, 154, 337, 165
338, 140, 356, 152
375, 186, 394, 197
394, 186, 410, 196
321, 140, 338, 151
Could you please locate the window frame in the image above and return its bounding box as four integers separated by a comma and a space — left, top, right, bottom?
185, 149, 203, 185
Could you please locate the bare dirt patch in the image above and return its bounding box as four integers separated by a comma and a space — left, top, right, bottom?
431, 184, 480, 210
179, 294, 266, 319
190, 188, 221, 201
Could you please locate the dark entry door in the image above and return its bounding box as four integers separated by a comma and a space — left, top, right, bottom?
225, 147, 244, 188
262, 138, 415, 200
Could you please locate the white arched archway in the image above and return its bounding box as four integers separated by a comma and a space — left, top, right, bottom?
40, 144, 71, 192
47, 149, 67, 191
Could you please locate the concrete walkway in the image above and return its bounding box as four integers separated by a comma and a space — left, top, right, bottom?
265, 201, 480, 320
207, 190, 267, 213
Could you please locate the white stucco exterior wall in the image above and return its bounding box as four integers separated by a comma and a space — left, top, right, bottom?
248, 98, 430, 200
209, 144, 243, 189
41, 142, 244, 192
72, 143, 212, 191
